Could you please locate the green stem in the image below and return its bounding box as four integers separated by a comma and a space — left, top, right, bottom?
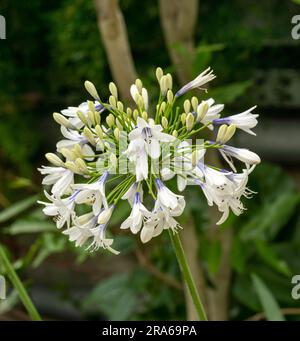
168, 231, 208, 321
0, 244, 42, 321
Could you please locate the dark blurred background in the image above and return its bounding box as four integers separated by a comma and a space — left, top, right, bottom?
0, 0, 300, 321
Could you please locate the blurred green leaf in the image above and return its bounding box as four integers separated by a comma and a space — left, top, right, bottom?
208, 81, 253, 104
255, 240, 291, 277
0, 289, 19, 314
251, 273, 285, 321
0, 195, 38, 223
240, 192, 300, 241
230, 238, 247, 273
3, 220, 55, 235
82, 273, 138, 320
193, 43, 225, 73
32, 233, 66, 268
9, 177, 34, 189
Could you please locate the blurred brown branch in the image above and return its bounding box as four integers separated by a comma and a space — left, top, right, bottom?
246, 308, 300, 321
135, 248, 183, 291
93, 0, 137, 102
159, 0, 198, 84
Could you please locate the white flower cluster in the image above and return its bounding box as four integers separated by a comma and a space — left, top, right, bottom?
39, 67, 260, 254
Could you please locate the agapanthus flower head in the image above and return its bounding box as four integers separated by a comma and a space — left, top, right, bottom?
39, 66, 260, 254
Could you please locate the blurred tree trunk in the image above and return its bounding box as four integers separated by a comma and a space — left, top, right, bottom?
159, 0, 208, 321
93, 0, 137, 102
159, 0, 199, 84
160, 0, 233, 320
181, 217, 208, 320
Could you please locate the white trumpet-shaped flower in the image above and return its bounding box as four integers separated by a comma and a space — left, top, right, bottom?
196, 98, 224, 130
56, 127, 95, 159
87, 205, 119, 254
63, 212, 95, 247
213, 106, 258, 135
38, 190, 78, 228
219, 144, 261, 171
141, 197, 185, 243
121, 192, 151, 234
175, 67, 216, 97
61, 101, 105, 128
125, 117, 175, 180
72, 171, 109, 215
155, 178, 184, 210
38, 166, 74, 197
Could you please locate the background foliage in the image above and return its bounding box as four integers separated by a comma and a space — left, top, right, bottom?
0, 0, 300, 321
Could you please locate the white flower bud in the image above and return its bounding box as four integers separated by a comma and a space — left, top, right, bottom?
109, 95, 117, 108
106, 114, 115, 128
73, 144, 83, 158
172, 130, 178, 138
186, 113, 195, 131
98, 205, 114, 224
84, 80, 100, 100
160, 76, 168, 95
156, 67, 164, 82
181, 113, 187, 125
162, 117, 168, 129
166, 73, 173, 90
116, 118, 123, 131
45, 153, 64, 167
77, 110, 88, 125
94, 110, 101, 125
83, 127, 96, 145
216, 124, 228, 144
75, 158, 88, 173
224, 124, 236, 143
53, 113, 73, 129
167, 90, 174, 104
114, 127, 120, 140
61, 148, 76, 160
65, 161, 80, 174
133, 109, 139, 120
196, 101, 209, 122
87, 110, 95, 127
117, 101, 124, 112
109, 82, 118, 99
135, 79, 143, 93
142, 111, 148, 121
191, 97, 198, 111
95, 125, 103, 139
126, 108, 132, 117
184, 100, 191, 114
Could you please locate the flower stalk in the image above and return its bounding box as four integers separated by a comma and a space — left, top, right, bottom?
0, 244, 42, 321
168, 231, 208, 321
